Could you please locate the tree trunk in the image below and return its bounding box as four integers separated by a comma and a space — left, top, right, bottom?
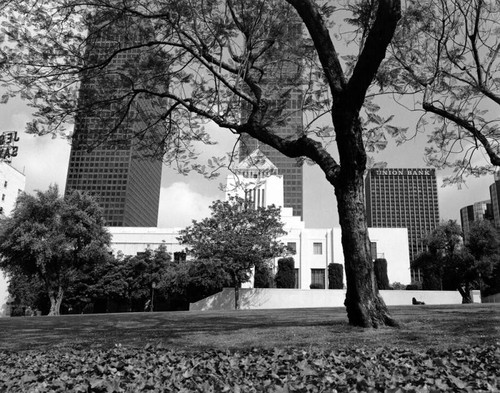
234, 284, 240, 310
334, 171, 397, 327
458, 286, 472, 304
48, 286, 64, 316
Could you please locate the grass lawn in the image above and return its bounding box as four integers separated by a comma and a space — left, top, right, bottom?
0, 303, 498, 352
1, 304, 499, 391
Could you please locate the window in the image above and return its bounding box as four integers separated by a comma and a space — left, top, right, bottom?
294, 268, 299, 289
1, 194, 4, 202
287, 242, 297, 254
311, 269, 325, 289
370, 242, 378, 261
313, 242, 323, 255
3, 181, 7, 187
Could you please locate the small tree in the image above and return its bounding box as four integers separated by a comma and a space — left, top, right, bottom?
6, 268, 48, 316
162, 258, 230, 308
178, 197, 286, 309
275, 257, 295, 288
412, 220, 500, 303
374, 259, 390, 290
465, 220, 500, 298
328, 263, 344, 289
94, 245, 172, 312
0, 185, 110, 315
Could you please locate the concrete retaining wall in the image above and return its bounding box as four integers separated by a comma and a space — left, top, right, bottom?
190, 288, 467, 311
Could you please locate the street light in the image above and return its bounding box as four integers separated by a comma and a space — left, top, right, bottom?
151, 282, 157, 312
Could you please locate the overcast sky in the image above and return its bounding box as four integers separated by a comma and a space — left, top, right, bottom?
1, 95, 494, 230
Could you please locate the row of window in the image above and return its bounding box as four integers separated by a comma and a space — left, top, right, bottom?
285, 268, 334, 290
286, 242, 323, 255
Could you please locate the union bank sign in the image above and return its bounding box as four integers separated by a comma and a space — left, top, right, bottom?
372, 168, 434, 176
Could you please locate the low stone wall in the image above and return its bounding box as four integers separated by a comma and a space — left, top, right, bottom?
189, 288, 467, 311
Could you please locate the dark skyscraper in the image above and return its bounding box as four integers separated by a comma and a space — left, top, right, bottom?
460, 200, 492, 240
238, 21, 304, 219
239, 94, 303, 219
489, 170, 500, 229
365, 168, 440, 283
65, 15, 163, 227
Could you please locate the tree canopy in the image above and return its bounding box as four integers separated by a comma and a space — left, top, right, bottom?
0, 185, 111, 315
383, 0, 500, 183
412, 219, 500, 302
178, 196, 286, 308
0, 0, 404, 327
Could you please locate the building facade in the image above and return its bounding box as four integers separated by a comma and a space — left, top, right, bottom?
460, 200, 493, 240
108, 152, 412, 289
0, 162, 25, 217
489, 170, 500, 229
365, 168, 440, 283
65, 15, 163, 227
238, 21, 304, 219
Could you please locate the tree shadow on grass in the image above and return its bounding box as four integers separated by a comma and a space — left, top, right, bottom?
0, 304, 498, 352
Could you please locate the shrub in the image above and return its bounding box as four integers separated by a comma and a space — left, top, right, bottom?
275, 257, 295, 288
391, 282, 406, 290
328, 263, 344, 289
374, 258, 390, 290
309, 283, 324, 289
254, 264, 274, 288
406, 284, 419, 290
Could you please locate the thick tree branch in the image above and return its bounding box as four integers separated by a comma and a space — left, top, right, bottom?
285, 0, 346, 96
345, 0, 401, 113
237, 122, 340, 185
423, 101, 500, 166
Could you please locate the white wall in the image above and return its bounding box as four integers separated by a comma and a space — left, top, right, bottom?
332, 227, 410, 285
190, 288, 465, 311
368, 227, 411, 284
107, 227, 186, 256
0, 162, 26, 217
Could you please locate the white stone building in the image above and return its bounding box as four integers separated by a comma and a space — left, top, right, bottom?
0, 162, 25, 217
109, 149, 411, 288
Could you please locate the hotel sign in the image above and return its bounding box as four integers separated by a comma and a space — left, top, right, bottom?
373, 168, 434, 176
0, 131, 20, 162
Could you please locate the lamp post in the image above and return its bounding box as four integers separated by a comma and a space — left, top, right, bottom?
151, 282, 157, 312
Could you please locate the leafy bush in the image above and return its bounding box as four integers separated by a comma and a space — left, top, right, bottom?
309, 283, 324, 289
328, 263, 344, 289
374, 258, 390, 290
254, 264, 274, 288
391, 282, 406, 290
275, 257, 295, 288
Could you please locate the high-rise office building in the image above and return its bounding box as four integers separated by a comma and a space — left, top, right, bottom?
489, 170, 500, 229
238, 21, 304, 219
65, 15, 163, 227
365, 168, 440, 283
460, 200, 493, 240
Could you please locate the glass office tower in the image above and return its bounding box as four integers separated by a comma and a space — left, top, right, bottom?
65, 15, 163, 227
365, 168, 440, 283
